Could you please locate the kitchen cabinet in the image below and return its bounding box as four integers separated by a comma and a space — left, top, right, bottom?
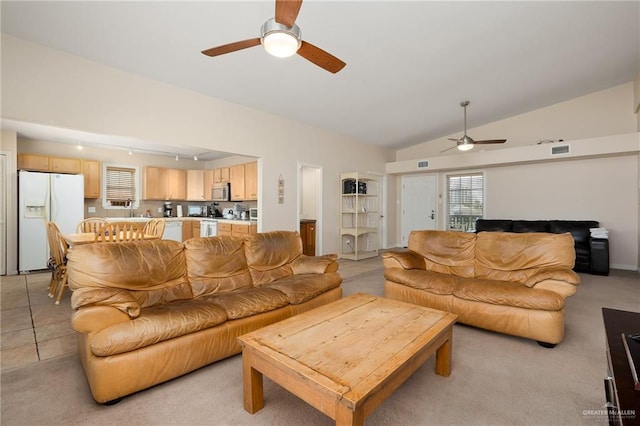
231, 222, 257, 237
186, 170, 205, 201
143, 166, 186, 200
229, 164, 245, 201
82, 160, 101, 198
51, 157, 82, 174
203, 169, 214, 200
213, 167, 230, 184
18, 153, 82, 174
181, 220, 201, 241
300, 219, 316, 256
217, 222, 232, 236
17, 153, 50, 171
244, 161, 258, 201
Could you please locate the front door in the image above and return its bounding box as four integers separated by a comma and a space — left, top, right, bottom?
401, 174, 437, 246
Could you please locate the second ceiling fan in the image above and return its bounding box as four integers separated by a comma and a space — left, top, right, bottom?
442, 101, 507, 152
201, 0, 346, 74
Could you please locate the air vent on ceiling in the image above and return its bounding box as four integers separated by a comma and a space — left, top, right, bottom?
417, 160, 429, 169
551, 144, 570, 155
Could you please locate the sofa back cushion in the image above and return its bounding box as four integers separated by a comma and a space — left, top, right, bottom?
512, 220, 550, 233
475, 232, 575, 283
475, 219, 513, 232
68, 240, 190, 318
407, 230, 476, 278
549, 220, 599, 246
244, 231, 302, 285
184, 236, 253, 297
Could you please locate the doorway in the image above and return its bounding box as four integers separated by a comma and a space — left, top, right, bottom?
298, 163, 323, 254
400, 174, 438, 246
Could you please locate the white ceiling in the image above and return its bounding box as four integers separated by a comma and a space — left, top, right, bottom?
1, 1, 639, 154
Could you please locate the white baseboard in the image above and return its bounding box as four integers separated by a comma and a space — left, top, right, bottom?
610, 264, 639, 272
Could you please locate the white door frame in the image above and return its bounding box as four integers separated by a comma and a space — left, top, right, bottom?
366, 171, 388, 249
297, 162, 323, 254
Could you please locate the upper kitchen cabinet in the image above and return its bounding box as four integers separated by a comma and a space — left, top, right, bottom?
82, 160, 101, 198
17, 153, 49, 171
18, 153, 81, 174
244, 161, 258, 201
187, 169, 214, 201
213, 167, 230, 184
143, 166, 186, 200
229, 164, 245, 201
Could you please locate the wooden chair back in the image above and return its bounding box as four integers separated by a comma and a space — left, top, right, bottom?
95, 222, 144, 242
45, 220, 70, 305
76, 218, 109, 234
143, 218, 166, 239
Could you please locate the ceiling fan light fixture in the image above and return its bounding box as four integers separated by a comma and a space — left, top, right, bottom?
457, 143, 474, 152
261, 18, 301, 58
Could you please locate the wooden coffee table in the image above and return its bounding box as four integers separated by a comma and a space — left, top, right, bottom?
237, 293, 457, 425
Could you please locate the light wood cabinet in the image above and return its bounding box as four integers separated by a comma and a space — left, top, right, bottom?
244, 161, 258, 201
231, 222, 257, 237
187, 170, 205, 201
51, 157, 81, 174
17, 153, 50, 171
183, 220, 201, 241
230, 164, 245, 201
203, 169, 214, 201
217, 222, 232, 236
143, 167, 186, 200
213, 167, 230, 184
82, 160, 101, 198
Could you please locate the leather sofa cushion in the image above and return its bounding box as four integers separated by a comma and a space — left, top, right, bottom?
475, 219, 513, 232
244, 231, 303, 285
68, 240, 191, 318
90, 299, 228, 356
266, 272, 342, 304
208, 287, 290, 320
384, 268, 458, 295
408, 230, 476, 278
475, 232, 575, 283
184, 236, 253, 297
512, 220, 550, 233
549, 220, 598, 246
453, 277, 565, 311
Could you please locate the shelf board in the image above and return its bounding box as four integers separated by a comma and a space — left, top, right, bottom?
340, 227, 378, 236
339, 250, 378, 261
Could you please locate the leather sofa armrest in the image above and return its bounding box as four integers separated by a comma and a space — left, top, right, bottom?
381, 251, 425, 270
291, 254, 339, 274
524, 268, 581, 288
72, 306, 130, 333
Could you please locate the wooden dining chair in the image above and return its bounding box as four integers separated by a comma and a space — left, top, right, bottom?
95, 222, 144, 242
76, 217, 109, 234
143, 218, 166, 239
45, 221, 70, 305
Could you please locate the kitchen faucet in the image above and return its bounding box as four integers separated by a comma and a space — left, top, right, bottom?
128, 198, 134, 217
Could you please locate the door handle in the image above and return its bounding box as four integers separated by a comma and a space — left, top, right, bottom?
430, 210, 435, 220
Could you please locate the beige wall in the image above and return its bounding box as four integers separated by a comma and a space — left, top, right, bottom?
1, 130, 18, 275
2, 35, 394, 260
396, 83, 637, 161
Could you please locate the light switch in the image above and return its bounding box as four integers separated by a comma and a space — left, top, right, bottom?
88, 206, 96, 213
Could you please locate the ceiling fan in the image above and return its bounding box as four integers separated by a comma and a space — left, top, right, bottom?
201, 0, 346, 74
442, 101, 507, 152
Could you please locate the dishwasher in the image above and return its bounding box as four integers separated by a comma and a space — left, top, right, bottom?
200, 218, 218, 237
162, 221, 183, 242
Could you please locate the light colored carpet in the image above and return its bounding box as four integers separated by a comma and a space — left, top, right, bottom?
1, 264, 638, 426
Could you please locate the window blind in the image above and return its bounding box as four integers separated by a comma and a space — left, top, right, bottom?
105, 166, 136, 206
447, 173, 484, 231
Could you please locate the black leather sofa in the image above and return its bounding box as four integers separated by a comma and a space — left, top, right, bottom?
475, 219, 609, 275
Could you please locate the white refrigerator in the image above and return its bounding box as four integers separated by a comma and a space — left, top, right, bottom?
18, 170, 85, 272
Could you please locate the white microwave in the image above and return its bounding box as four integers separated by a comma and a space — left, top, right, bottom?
249, 208, 258, 220
211, 182, 230, 201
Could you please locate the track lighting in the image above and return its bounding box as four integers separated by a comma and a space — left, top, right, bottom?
193, 154, 198, 161
175, 154, 179, 161
128, 148, 133, 155
77, 141, 83, 151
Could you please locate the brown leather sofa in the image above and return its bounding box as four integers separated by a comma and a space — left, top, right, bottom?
67, 231, 342, 404
382, 231, 580, 347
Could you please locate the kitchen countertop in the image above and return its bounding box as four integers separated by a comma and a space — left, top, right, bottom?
103, 216, 256, 224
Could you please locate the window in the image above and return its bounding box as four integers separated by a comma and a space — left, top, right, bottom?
102, 164, 140, 209
447, 172, 484, 232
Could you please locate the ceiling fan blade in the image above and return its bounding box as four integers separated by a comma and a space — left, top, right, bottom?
298, 41, 346, 73
448, 138, 460, 142
201, 38, 261, 57
473, 139, 507, 145
440, 145, 458, 153
275, 0, 303, 27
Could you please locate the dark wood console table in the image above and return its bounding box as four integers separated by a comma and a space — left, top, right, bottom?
602, 308, 640, 425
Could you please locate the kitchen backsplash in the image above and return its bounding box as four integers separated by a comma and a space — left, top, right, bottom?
84, 199, 257, 218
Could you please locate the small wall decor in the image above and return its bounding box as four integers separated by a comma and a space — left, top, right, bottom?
278, 174, 284, 204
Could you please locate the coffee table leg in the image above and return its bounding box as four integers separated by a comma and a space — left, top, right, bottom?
336, 404, 364, 426
242, 351, 264, 414
435, 329, 453, 377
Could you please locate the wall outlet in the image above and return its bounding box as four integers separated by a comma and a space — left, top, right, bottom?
87, 206, 96, 213
157, 207, 162, 213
